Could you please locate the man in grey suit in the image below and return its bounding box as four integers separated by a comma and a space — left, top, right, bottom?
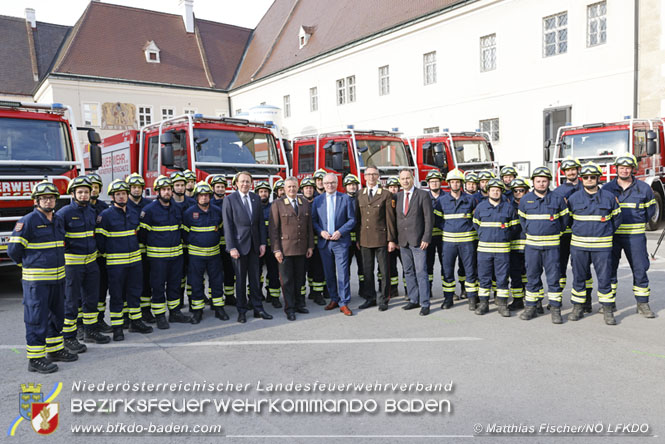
394, 169, 434, 315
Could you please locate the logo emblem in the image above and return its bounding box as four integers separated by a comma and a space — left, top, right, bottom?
600, 216, 606, 222
9, 382, 62, 436
18, 383, 42, 421
30, 403, 59, 435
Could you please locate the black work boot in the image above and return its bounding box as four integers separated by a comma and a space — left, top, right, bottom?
76, 319, 84, 340
191, 310, 203, 325
520, 305, 537, 320
97, 317, 113, 333
551, 306, 563, 324
459, 284, 467, 300
496, 299, 511, 317
169, 309, 193, 323
156, 314, 170, 330
28, 357, 58, 374
271, 297, 283, 309
508, 297, 524, 311
475, 300, 489, 315
636, 302, 655, 318
603, 308, 617, 325
47, 348, 78, 362
313, 293, 326, 306
468, 296, 478, 311
599, 303, 617, 314
64, 337, 87, 354
83, 325, 111, 344
440, 298, 453, 310
123, 314, 130, 329
536, 300, 544, 314
568, 303, 585, 321
129, 319, 153, 333
113, 326, 124, 342
142, 307, 156, 324
582, 297, 593, 313
214, 307, 230, 321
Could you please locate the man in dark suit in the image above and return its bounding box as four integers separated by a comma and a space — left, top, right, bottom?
395, 169, 433, 315
311, 173, 357, 316
269, 177, 314, 321
357, 166, 397, 311
222, 171, 271, 323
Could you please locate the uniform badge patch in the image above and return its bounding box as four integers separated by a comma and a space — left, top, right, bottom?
193, 212, 199, 219
391, 200, 396, 208
140, 211, 145, 219
501, 223, 506, 229
600, 216, 606, 222
14, 222, 23, 232
549, 215, 554, 222
96, 216, 102, 224
71, 216, 79, 220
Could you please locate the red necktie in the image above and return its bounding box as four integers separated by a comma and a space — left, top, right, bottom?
404, 191, 409, 215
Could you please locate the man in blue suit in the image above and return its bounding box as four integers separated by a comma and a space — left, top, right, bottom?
311, 173, 357, 316
222, 172, 271, 323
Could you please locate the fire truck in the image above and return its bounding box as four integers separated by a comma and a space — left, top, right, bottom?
290, 127, 417, 192
0, 101, 101, 266
547, 118, 664, 231
411, 131, 498, 188
99, 114, 290, 199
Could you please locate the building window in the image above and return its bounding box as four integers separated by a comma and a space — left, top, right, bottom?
143, 40, 160, 63
183, 108, 196, 115
480, 118, 500, 142
309, 87, 318, 112
587, 1, 607, 47
423, 51, 437, 85
336, 78, 346, 105
543, 12, 568, 57
378, 65, 390, 96
283, 95, 291, 118
297, 144, 315, 173
138, 105, 153, 127
480, 34, 496, 72
423, 126, 440, 134
347, 76, 356, 103
82, 102, 100, 127
161, 107, 174, 120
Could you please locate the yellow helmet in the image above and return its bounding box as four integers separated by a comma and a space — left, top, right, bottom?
445, 168, 465, 182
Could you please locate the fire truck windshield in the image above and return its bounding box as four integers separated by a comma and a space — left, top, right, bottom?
0, 117, 72, 172
453, 140, 492, 165
193, 128, 279, 166
356, 139, 411, 167
560, 130, 629, 160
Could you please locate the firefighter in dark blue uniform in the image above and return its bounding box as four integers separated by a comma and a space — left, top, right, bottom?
300, 177, 327, 305
182, 181, 229, 323
472, 170, 495, 204
8, 181, 76, 373
313, 169, 327, 195
567, 162, 622, 325
499, 166, 517, 201
257, 181, 282, 308
344, 174, 366, 299
507, 177, 529, 310
424, 170, 444, 295
457, 171, 480, 299
170, 171, 196, 309
473, 178, 519, 316
518, 166, 568, 323
96, 179, 153, 340
126, 172, 155, 322
603, 153, 656, 318
140, 175, 193, 329
183, 169, 197, 197
209, 174, 236, 306
438, 168, 479, 309
56, 176, 108, 352
87, 172, 112, 334
385, 176, 404, 297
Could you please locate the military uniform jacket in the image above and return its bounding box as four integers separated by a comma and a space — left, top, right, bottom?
269, 196, 314, 256
96, 205, 142, 267
602, 177, 656, 235
518, 191, 569, 249
472, 200, 519, 253
567, 188, 621, 251
139, 199, 183, 259
56, 200, 98, 265
438, 192, 477, 243
182, 204, 223, 257
356, 186, 396, 248
8, 209, 66, 282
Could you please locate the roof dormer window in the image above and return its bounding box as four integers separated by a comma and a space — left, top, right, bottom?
299, 26, 315, 49
144, 40, 160, 63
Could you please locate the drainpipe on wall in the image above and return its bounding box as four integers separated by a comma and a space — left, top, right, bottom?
633, 0, 639, 119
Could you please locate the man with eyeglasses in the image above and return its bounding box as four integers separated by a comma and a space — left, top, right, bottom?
312, 173, 357, 316
567, 163, 621, 325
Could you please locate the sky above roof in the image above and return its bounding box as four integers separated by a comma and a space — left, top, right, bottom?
0, 0, 273, 29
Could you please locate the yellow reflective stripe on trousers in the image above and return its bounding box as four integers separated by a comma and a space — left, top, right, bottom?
570, 235, 613, 248
95, 228, 136, 237
477, 241, 511, 253
65, 251, 98, 265
187, 245, 221, 256
146, 244, 183, 258
510, 239, 526, 251
25, 241, 65, 249
105, 250, 142, 265
22, 266, 66, 281
442, 231, 477, 242
65, 230, 94, 239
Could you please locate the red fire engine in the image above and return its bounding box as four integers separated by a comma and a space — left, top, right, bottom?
548, 118, 664, 230
291, 127, 417, 192
99, 114, 290, 198
411, 131, 498, 188
0, 101, 101, 266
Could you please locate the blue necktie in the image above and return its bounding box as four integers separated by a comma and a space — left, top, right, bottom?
243, 194, 252, 218
327, 194, 335, 233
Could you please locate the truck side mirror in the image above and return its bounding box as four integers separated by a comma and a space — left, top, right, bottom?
161, 146, 174, 168
332, 152, 344, 172
487, 142, 495, 161
89, 144, 102, 170
331, 142, 344, 155
283, 140, 293, 169
543, 147, 551, 162
432, 143, 447, 170
87, 130, 101, 144
646, 130, 657, 155
422, 142, 431, 150
161, 132, 175, 145
322, 140, 334, 150
544, 139, 552, 149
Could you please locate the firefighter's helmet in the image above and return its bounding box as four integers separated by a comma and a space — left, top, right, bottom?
500, 166, 518, 178
477, 170, 496, 180
169, 171, 186, 183
272, 179, 285, 191
107, 179, 130, 195
510, 177, 531, 190
125, 172, 145, 188
193, 181, 213, 196
560, 156, 582, 171
255, 181, 271, 192
445, 168, 465, 182
487, 178, 506, 191
464, 172, 479, 183
531, 166, 553, 180
580, 162, 602, 177
614, 153, 638, 169
300, 177, 315, 189
183, 169, 196, 181
343, 174, 360, 186
208, 174, 227, 187
153, 175, 172, 191
386, 176, 400, 187
67, 176, 92, 194
31, 181, 59, 200
87, 172, 103, 187
313, 169, 327, 180
425, 170, 443, 182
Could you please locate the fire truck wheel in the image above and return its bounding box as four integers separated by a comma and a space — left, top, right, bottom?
647, 191, 663, 232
